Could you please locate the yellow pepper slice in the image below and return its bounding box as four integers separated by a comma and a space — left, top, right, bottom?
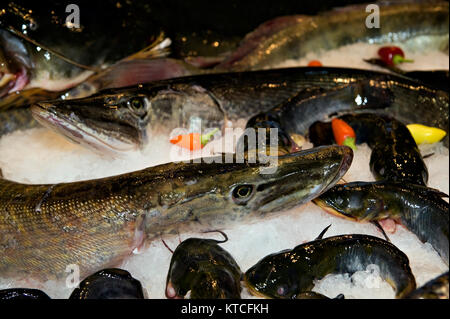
407, 124, 447, 144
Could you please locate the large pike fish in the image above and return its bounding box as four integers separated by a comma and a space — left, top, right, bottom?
0, 145, 352, 280
215, 0, 449, 71
30, 67, 449, 154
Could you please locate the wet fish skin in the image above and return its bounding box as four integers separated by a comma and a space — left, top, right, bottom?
222, 1, 449, 71
244, 234, 416, 299
30, 67, 449, 154
0, 1, 163, 91
314, 181, 449, 265
0, 288, 51, 300
339, 113, 428, 186
405, 272, 449, 299
0, 145, 352, 280
165, 235, 242, 299
69, 268, 145, 299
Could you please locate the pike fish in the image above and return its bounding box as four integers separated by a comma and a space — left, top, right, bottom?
214, 1, 449, 71
0, 145, 352, 280
30, 67, 449, 154
0, 1, 170, 107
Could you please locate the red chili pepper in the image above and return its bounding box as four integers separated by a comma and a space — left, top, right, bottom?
170, 128, 218, 151
308, 60, 322, 67
377, 46, 414, 66
331, 118, 356, 151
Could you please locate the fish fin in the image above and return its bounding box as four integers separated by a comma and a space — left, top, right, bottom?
83, 58, 191, 91
371, 220, 391, 242
315, 224, 332, 240
334, 294, 345, 299
185, 55, 227, 69
201, 229, 228, 243
123, 32, 171, 61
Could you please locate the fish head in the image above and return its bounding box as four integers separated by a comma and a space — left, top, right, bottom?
165, 237, 241, 299
149, 146, 353, 238
313, 182, 384, 221
244, 250, 304, 299
165, 238, 220, 298
31, 88, 156, 155
31, 83, 225, 155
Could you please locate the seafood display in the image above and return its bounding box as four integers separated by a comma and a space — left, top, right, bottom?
0, 0, 448, 300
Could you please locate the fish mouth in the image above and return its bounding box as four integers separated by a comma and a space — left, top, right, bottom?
31, 102, 137, 155
312, 197, 357, 221
255, 146, 353, 213
242, 273, 273, 299
165, 281, 184, 299
0, 68, 29, 97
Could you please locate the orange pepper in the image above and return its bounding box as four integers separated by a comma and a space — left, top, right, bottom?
308, 60, 322, 67
170, 128, 218, 151
331, 118, 356, 150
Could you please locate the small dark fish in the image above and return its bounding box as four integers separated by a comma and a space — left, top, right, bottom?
405, 272, 449, 299
341, 113, 427, 186
314, 181, 449, 265
69, 268, 145, 299
244, 230, 416, 299
0, 288, 51, 300
165, 232, 242, 299
308, 113, 428, 186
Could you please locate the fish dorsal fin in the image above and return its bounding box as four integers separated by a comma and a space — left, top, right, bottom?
316, 224, 332, 240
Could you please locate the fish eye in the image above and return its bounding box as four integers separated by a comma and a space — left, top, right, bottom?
129, 97, 145, 110
232, 184, 254, 204
126, 97, 149, 118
